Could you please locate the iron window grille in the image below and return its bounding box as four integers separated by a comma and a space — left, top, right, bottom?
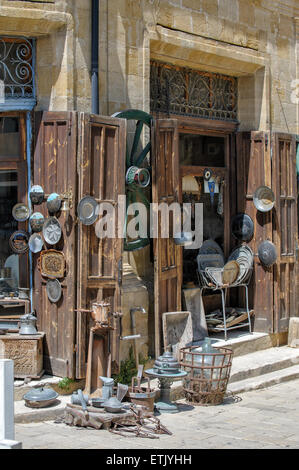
150, 61, 238, 122
0, 36, 35, 105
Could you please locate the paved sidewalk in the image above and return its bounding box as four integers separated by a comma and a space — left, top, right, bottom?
15, 379, 299, 449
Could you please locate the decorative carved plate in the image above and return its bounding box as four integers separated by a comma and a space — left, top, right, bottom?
38, 250, 65, 279
42, 217, 62, 245
9, 231, 29, 254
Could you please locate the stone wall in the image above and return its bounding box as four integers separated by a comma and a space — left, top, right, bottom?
0, 0, 297, 129
0, 0, 298, 361
98, 0, 298, 133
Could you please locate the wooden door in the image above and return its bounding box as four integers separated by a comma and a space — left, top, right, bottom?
76, 113, 126, 378
236, 131, 273, 333
33, 111, 77, 378
272, 133, 298, 331
152, 119, 182, 357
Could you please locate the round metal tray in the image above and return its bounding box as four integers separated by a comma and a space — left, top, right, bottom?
43, 217, 62, 245
77, 196, 98, 225
46, 278, 62, 303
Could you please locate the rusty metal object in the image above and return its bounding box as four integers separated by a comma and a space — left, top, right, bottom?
180, 345, 233, 406
128, 373, 156, 412
91, 301, 110, 324
38, 250, 66, 279
109, 405, 172, 438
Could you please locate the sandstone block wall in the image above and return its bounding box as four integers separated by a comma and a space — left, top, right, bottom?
0, 0, 297, 132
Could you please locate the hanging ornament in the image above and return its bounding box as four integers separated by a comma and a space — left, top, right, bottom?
208, 181, 215, 206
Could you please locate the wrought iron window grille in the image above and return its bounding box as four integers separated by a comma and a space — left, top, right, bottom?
150, 61, 238, 122
0, 36, 35, 106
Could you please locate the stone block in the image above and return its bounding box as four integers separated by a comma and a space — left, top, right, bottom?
238, 0, 255, 27
0, 439, 22, 449
191, 11, 207, 35
173, 8, 192, 32
218, 0, 239, 23
288, 317, 299, 348
181, 0, 201, 11
279, 14, 294, 38
0, 360, 14, 441
276, 37, 291, 60
0, 334, 44, 379
157, 2, 174, 28
202, 0, 218, 17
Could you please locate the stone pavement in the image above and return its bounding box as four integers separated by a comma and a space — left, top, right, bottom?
14, 378, 299, 450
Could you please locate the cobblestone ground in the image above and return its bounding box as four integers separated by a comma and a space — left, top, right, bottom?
15, 379, 299, 449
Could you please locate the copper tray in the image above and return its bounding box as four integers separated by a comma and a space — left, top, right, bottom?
38, 249, 65, 279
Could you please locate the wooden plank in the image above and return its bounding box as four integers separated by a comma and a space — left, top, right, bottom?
272, 133, 298, 332
33, 111, 77, 378
152, 119, 182, 358
236, 131, 274, 333
76, 114, 126, 378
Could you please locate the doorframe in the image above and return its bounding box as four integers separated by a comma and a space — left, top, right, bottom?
152, 113, 238, 259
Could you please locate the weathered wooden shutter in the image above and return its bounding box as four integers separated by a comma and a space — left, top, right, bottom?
272, 133, 298, 331
236, 131, 273, 333
33, 111, 77, 377
152, 119, 182, 357
76, 113, 126, 378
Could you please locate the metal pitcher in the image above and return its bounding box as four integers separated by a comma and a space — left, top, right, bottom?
99, 376, 114, 400
19, 313, 38, 335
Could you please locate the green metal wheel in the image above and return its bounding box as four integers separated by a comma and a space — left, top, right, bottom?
112, 109, 152, 252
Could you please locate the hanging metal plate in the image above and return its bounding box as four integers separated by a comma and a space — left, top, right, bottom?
46, 278, 62, 303
28, 233, 44, 253
77, 196, 98, 225
38, 249, 65, 279
29, 185, 45, 205
258, 241, 277, 267
29, 212, 45, 233
12, 203, 31, 222
9, 230, 29, 254
43, 217, 62, 245
253, 186, 275, 213
231, 213, 254, 242
46, 193, 62, 214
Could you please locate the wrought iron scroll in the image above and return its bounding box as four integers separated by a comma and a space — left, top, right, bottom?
0, 37, 34, 100
150, 61, 238, 122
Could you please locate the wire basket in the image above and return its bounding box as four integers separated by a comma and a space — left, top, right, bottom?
179, 345, 233, 406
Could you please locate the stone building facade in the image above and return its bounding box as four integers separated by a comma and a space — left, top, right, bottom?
0, 0, 298, 378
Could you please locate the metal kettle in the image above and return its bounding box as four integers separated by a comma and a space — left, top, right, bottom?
19, 313, 38, 335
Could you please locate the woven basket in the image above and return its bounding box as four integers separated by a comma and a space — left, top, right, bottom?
180, 345, 233, 406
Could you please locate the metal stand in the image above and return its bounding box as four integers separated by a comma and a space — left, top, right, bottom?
144, 369, 187, 414
201, 283, 252, 341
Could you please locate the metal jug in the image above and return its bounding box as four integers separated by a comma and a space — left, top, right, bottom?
99, 376, 114, 400
19, 313, 38, 335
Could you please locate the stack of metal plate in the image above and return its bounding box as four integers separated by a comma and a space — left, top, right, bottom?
196, 240, 254, 288
227, 245, 254, 285
197, 240, 225, 287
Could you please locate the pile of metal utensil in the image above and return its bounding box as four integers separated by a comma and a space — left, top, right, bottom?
109, 406, 172, 439
127, 365, 156, 412
197, 240, 254, 288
